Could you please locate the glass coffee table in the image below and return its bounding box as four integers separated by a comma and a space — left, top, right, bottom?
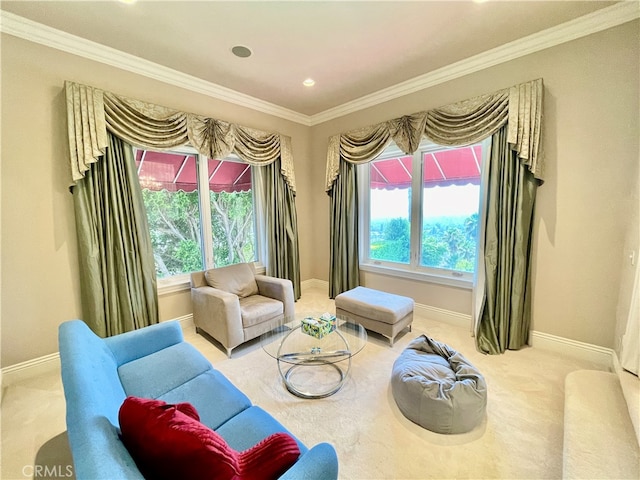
261, 314, 367, 399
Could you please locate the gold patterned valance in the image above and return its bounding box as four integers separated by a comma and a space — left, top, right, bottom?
325, 78, 543, 192
65, 81, 297, 193
66, 83, 108, 180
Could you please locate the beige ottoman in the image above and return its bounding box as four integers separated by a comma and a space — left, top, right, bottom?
335, 286, 414, 346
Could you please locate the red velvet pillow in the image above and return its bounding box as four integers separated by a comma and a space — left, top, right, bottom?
118, 396, 300, 480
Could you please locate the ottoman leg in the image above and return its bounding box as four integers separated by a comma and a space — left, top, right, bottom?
390, 324, 410, 347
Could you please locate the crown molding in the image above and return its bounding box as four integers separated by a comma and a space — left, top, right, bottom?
0, 10, 312, 126
1, 2, 638, 127
308, 1, 640, 125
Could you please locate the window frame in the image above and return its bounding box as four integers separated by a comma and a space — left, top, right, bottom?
134, 145, 263, 293
358, 138, 489, 289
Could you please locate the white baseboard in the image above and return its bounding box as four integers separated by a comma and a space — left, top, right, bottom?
414, 303, 471, 329
1, 316, 196, 388
612, 350, 623, 375
2, 352, 61, 387
302, 280, 614, 367
301, 278, 329, 293
172, 314, 194, 331
529, 330, 613, 367
424, 310, 615, 367
409, 301, 613, 368
1, 287, 616, 385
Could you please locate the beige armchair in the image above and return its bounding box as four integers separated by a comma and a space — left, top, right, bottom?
190, 263, 294, 357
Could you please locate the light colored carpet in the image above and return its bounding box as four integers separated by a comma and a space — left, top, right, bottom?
0, 286, 612, 480
187, 287, 608, 480
562, 370, 639, 479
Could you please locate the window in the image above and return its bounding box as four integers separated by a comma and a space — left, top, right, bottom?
135, 148, 257, 280
359, 139, 487, 285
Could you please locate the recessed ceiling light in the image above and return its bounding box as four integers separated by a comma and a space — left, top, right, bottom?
303, 78, 316, 87
119, 0, 137, 4
231, 45, 252, 58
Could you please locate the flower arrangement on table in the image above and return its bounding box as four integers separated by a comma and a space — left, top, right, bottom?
301, 313, 336, 339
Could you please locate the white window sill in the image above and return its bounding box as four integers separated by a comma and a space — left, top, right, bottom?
157, 274, 191, 296
359, 263, 473, 290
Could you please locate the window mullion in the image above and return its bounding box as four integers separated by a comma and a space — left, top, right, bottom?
359, 163, 371, 262
251, 166, 264, 265
197, 154, 214, 270
409, 151, 422, 267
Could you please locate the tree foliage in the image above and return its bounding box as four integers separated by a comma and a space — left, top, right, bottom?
141, 189, 255, 278
368, 217, 411, 263
370, 213, 478, 272
210, 191, 255, 267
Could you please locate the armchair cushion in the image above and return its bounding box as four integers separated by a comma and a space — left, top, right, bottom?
205, 263, 258, 298
239, 295, 284, 328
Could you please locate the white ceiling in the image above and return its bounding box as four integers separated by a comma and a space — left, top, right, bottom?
0, 1, 625, 118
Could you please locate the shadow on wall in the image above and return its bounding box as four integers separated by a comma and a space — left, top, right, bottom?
537, 88, 558, 246
32, 432, 75, 480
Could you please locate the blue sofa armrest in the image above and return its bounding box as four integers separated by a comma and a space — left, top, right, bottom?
279, 443, 339, 480
104, 320, 184, 366
59, 320, 142, 480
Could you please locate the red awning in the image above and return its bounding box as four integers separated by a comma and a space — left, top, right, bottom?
370, 145, 482, 190
135, 150, 251, 193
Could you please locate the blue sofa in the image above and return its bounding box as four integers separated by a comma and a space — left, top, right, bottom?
59, 320, 339, 479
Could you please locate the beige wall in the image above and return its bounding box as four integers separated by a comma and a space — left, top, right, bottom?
1, 20, 638, 367
0, 34, 311, 367
309, 21, 640, 347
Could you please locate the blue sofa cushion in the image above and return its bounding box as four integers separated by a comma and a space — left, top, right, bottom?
159, 369, 252, 430
215, 406, 308, 456
105, 320, 185, 366
118, 342, 211, 399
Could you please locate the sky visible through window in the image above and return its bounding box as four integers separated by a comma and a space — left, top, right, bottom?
370, 184, 480, 220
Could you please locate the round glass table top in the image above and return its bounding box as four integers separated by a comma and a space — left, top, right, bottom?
261, 314, 368, 365
260, 313, 367, 398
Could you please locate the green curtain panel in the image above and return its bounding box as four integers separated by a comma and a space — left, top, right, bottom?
329, 161, 360, 298
476, 126, 538, 354
73, 132, 159, 337
257, 159, 302, 300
